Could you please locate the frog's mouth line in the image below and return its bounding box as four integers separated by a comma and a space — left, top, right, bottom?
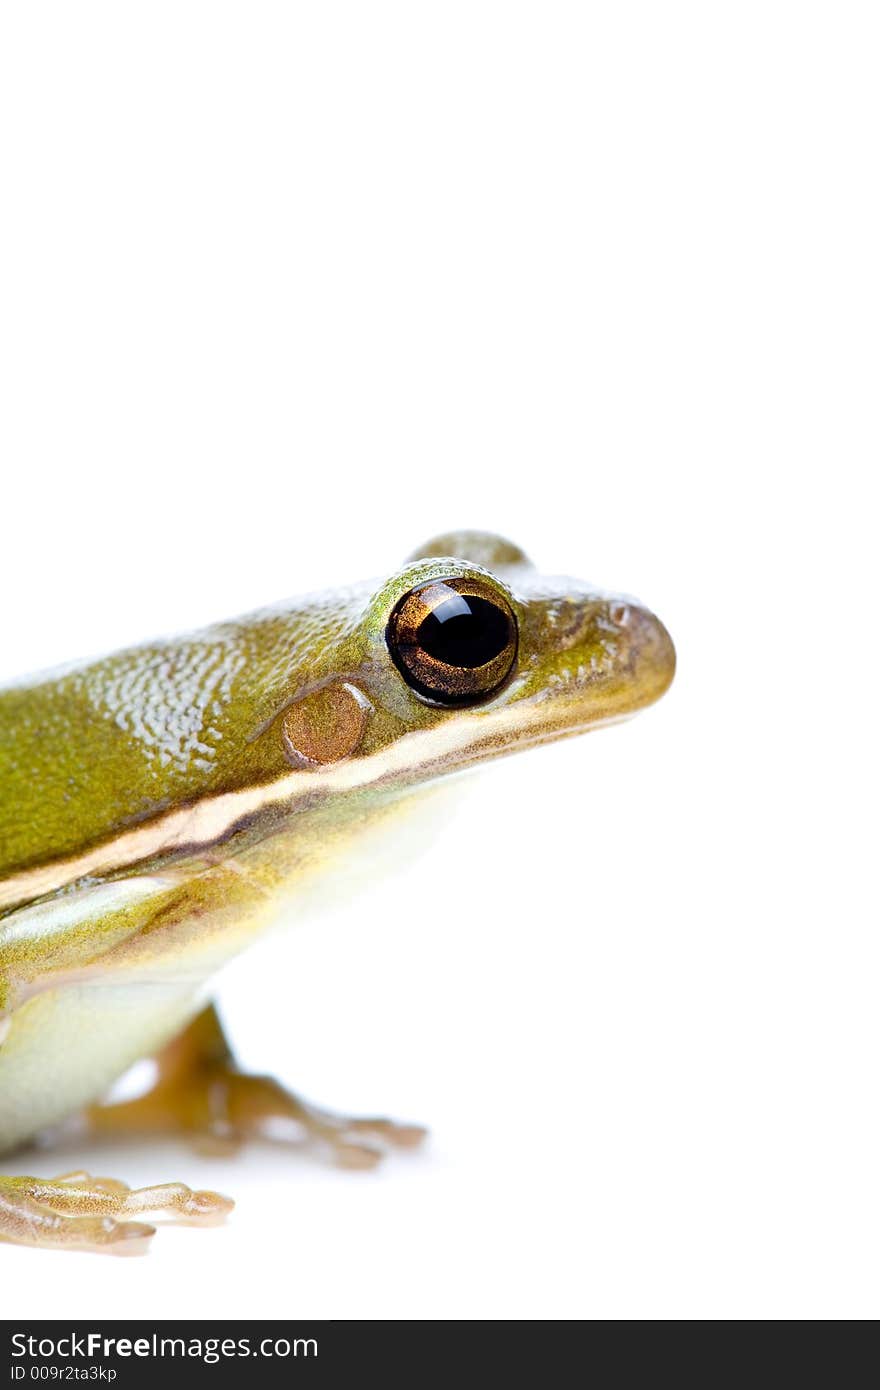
0, 671, 668, 917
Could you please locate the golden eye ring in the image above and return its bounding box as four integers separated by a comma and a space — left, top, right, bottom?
386, 577, 518, 706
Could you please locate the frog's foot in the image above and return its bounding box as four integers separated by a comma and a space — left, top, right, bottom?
0, 1171, 232, 1255
87, 1005, 427, 1171
212, 1074, 427, 1170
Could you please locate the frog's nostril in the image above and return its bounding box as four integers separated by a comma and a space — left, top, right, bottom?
609, 602, 630, 626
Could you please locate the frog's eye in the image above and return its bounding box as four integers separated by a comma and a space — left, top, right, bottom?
386, 577, 518, 706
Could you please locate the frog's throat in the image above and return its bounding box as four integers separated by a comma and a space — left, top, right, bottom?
0, 695, 635, 914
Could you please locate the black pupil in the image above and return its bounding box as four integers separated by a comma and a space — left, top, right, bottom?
417, 593, 510, 669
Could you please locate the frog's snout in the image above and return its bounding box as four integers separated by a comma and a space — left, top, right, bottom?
611, 598, 676, 707
511, 584, 674, 732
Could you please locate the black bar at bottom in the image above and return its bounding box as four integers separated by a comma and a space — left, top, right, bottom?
2, 1319, 567, 1383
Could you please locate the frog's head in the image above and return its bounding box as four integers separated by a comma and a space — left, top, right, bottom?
236, 530, 675, 799
0, 531, 675, 910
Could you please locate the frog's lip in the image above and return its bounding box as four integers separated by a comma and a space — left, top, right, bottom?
0, 610, 674, 915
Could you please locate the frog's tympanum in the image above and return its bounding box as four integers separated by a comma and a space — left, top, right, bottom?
0, 533, 674, 1252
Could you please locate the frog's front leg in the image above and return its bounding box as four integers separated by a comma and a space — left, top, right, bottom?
0, 1171, 232, 1254
87, 1005, 427, 1169
0, 874, 238, 1253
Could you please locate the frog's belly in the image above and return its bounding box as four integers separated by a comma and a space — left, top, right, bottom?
0, 980, 205, 1155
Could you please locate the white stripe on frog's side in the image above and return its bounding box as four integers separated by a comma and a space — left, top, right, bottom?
0, 699, 628, 915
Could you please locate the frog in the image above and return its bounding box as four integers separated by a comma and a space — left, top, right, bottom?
0, 531, 674, 1254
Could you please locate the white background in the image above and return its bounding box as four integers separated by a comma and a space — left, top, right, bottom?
0, 2, 876, 1320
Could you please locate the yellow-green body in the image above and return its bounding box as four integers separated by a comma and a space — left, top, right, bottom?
0, 532, 674, 1155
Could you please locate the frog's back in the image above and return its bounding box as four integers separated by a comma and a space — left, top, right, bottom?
0, 594, 358, 880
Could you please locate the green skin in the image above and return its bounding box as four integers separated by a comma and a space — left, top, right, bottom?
0, 531, 675, 1158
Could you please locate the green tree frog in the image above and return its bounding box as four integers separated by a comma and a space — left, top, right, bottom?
0, 532, 674, 1253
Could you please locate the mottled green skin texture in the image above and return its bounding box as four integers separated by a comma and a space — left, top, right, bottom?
0, 592, 356, 874
0, 532, 674, 884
